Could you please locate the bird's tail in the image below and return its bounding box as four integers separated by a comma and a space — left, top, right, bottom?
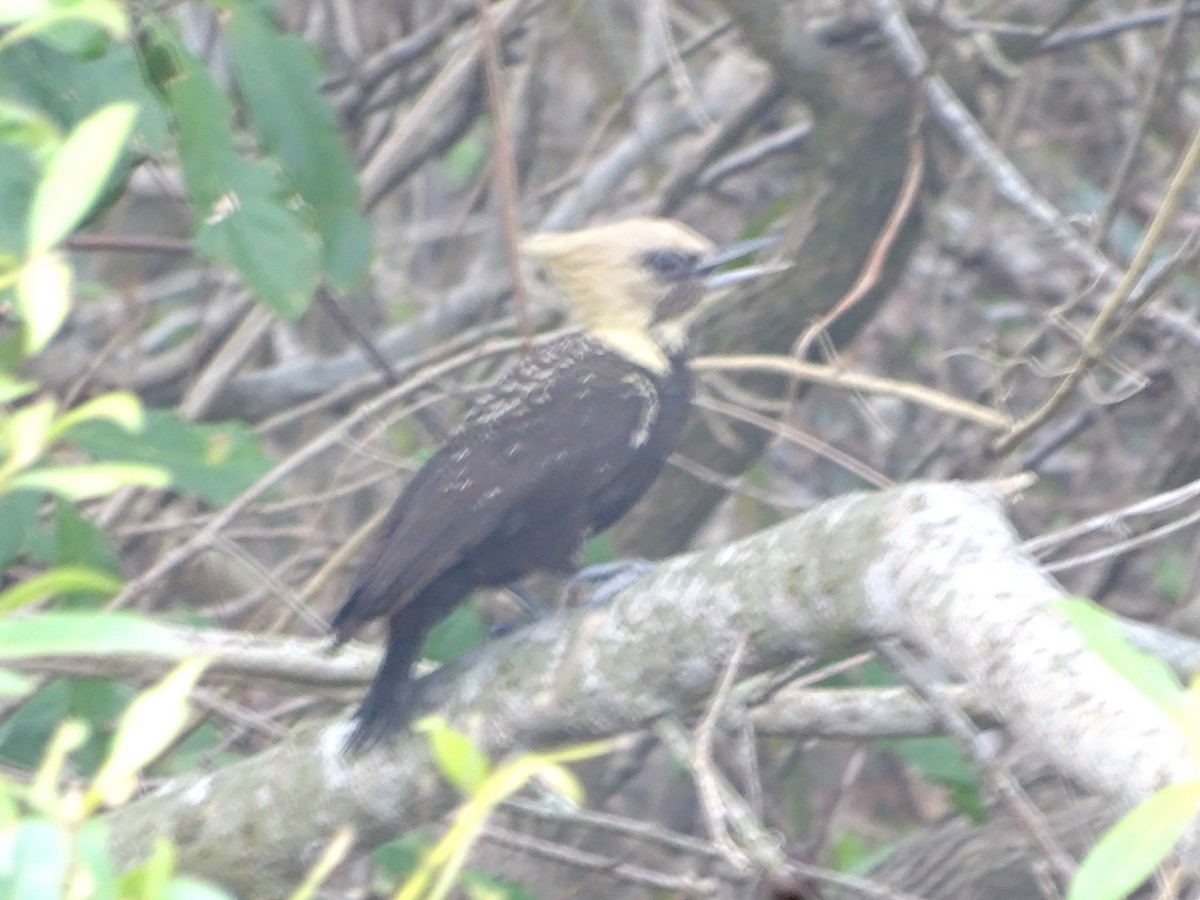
342, 614, 425, 754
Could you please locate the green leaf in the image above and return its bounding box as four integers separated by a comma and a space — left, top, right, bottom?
469, 876, 535, 900
161, 877, 237, 900
371, 832, 430, 884
193, 171, 321, 319
68, 410, 273, 505
1058, 598, 1185, 713
0, 0, 47, 26
60, 677, 136, 776
532, 763, 583, 806
531, 762, 584, 807
0, 680, 69, 767
288, 826, 354, 900
423, 601, 486, 664
0, 375, 37, 406
15, 250, 71, 354
0, 98, 60, 166
0, 611, 182, 659
1068, 779, 1200, 900
0, 397, 57, 477
0, 566, 121, 614
443, 131, 489, 189
67, 677, 135, 722
72, 820, 117, 900
30, 717, 87, 810
0, 679, 133, 774
144, 22, 319, 318
9, 462, 169, 500
48, 390, 144, 441
89, 657, 208, 807
0, 38, 169, 153
0, 0, 127, 52
0, 39, 168, 259
417, 716, 490, 795
118, 837, 175, 900
52, 499, 120, 578
394, 736, 610, 900
0, 490, 40, 571
152, 720, 228, 775
28, 101, 137, 253
459, 871, 536, 900
0, 143, 39, 259
0, 669, 36, 698
1154, 550, 1190, 604
581, 534, 615, 567
882, 736, 983, 821
0, 783, 15, 830
226, 4, 371, 289
3, 819, 69, 900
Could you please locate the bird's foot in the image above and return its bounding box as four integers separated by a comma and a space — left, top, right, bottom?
488, 619, 523, 639
488, 582, 553, 639
571, 558, 655, 606
504, 582, 551, 619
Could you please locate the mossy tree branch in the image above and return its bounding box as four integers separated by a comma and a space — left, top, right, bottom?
104, 482, 1196, 897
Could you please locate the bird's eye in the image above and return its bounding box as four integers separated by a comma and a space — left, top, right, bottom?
642, 249, 696, 281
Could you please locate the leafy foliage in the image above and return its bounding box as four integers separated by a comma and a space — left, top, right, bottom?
225, 3, 372, 290
397, 719, 613, 900
9, 0, 1200, 895
1059, 599, 1200, 899
881, 736, 983, 822
0, 3, 295, 895
422, 601, 488, 666
0, 31, 168, 258
142, 21, 321, 319
68, 411, 273, 506
0, 663, 231, 900
1057, 598, 1185, 714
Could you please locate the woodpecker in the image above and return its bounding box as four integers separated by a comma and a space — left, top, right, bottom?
332, 218, 773, 751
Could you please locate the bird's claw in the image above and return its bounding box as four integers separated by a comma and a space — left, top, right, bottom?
571, 558, 655, 606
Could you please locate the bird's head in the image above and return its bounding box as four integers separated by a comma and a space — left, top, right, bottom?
522, 218, 771, 372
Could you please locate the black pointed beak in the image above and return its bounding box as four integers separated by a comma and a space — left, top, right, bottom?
699, 234, 789, 289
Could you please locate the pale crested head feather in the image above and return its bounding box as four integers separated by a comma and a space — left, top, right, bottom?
520, 219, 717, 363
521, 218, 714, 266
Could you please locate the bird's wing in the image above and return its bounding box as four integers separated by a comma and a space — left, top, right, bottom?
334, 338, 666, 632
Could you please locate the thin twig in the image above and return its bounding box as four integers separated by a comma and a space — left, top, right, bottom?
694, 354, 1011, 430
1043, 505, 1200, 575
1024, 474, 1200, 555
693, 394, 892, 488
1033, 3, 1200, 55
807, 744, 867, 863
316, 286, 401, 385
994, 120, 1200, 454
658, 719, 925, 899
64, 234, 193, 254
502, 796, 734, 863
862, 0, 1119, 284
792, 124, 926, 362
481, 825, 719, 892
473, 0, 533, 349
692, 637, 751, 869
876, 640, 1077, 891
1091, 0, 1192, 245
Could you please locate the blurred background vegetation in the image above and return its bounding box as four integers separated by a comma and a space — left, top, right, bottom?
3, 0, 1200, 897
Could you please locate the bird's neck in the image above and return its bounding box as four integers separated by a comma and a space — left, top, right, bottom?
586, 325, 678, 374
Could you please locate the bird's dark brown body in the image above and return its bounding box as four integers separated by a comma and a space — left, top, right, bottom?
333, 334, 692, 749
332, 217, 770, 751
